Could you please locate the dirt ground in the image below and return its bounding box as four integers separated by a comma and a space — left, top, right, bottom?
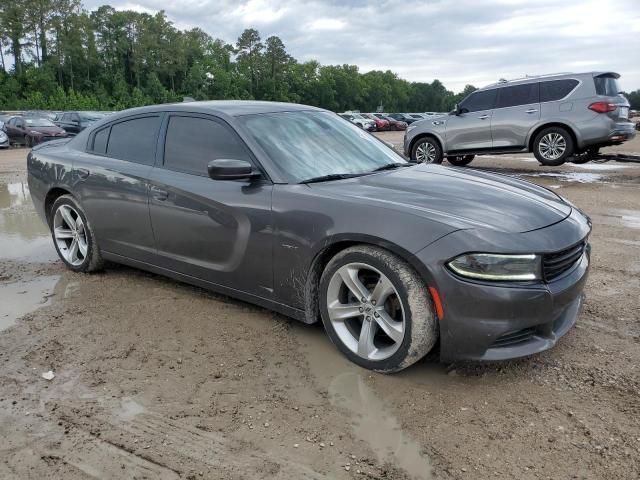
1, 134, 639, 480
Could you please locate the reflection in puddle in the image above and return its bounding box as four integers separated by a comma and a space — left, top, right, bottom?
0, 181, 57, 262
522, 172, 603, 183
0, 275, 60, 331
294, 325, 433, 479
592, 209, 640, 230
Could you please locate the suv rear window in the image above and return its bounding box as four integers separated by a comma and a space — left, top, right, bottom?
539, 79, 579, 102
496, 83, 539, 108
594, 75, 621, 97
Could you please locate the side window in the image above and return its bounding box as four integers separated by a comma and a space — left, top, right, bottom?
539, 79, 579, 102
72, 113, 80, 122
460, 89, 497, 112
61, 113, 69, 121
496, 83, 539, 108
163, 116, 252, 176
106, 116, 161, 165
91, 127, 110, 155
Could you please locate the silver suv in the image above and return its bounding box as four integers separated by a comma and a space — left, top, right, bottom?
404, 72, 636, 166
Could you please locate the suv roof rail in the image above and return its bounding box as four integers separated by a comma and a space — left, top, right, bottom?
486, 72, 575, 88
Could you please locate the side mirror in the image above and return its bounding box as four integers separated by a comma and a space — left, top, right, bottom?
207, 159, 259, 181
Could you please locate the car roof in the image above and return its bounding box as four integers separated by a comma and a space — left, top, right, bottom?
478, 71, 621, 91
108, 101, 325, 119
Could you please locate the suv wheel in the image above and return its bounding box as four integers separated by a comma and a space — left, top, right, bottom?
533, 127, 574, 166
319, 245, 438, 373
447, 155, 475, 167
50, 195, 104, 272
411, 137, 443, 164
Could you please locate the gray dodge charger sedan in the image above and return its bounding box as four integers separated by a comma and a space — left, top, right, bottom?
27, 101, 592, 372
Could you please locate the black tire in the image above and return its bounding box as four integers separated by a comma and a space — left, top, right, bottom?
571, 146, 599, 164
411, 136, 443, 164
447, 154, 475, 167
319, 245, 438, 373
533, 127, 574, 166
50, 194, 104, 273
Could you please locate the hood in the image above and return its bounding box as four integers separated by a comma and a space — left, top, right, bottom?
312, 164, 571, 233
28, 126, 66, 135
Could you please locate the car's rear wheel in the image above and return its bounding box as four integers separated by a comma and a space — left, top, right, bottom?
319, 245, 438, 373
533, 127, 574, 166
50, 195, 104, 272
411, 137, 443, 164
447, 155, 475, 166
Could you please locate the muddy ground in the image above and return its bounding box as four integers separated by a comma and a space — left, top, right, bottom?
1, 135, 639, 480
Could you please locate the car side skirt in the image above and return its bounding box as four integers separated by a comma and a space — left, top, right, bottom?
101, 251, 307, 322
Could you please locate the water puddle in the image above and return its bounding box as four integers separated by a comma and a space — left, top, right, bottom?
522, 172, 603, 183
293, 324, 433, 479
0, 275, 61, 331
0, 181, 57, 262
592, 209, 640, 230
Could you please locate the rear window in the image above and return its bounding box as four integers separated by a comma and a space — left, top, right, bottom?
106, 116, 161, 165
594, 75, 621, 97
496, 83, 539, 108
539, 79, 579, 102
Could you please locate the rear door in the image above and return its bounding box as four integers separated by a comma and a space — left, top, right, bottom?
147, 113, 273, 297
445, 89, 497, 152
491, 82, 540, 149
72, 114, 161, 263
6, 118, 25, 143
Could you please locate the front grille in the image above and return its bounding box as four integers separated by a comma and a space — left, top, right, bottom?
543, 241, 586, 282
492, 327, 537, 348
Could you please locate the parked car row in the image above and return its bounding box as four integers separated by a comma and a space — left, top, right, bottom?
0, 110, 113, 147
339, 111, 446, 131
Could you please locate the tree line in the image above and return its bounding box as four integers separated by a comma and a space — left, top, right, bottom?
1, 1, 638, 112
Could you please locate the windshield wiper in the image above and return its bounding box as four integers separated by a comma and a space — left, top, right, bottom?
371, 163, 412, 172
299, 173, 365, 184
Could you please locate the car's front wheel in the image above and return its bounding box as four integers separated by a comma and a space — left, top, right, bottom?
447, 155, 475, 166
50, 195, 104, 272
319, 245, 438, 373
533, 127, 574, 166
411, 137, 443, 164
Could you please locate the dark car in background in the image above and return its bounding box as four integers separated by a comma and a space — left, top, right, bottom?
27, 100, 591, 372
5, 116, 68, 147
373, 113, 408, 131
388, 113, 419, 125
55, 111, 107, 135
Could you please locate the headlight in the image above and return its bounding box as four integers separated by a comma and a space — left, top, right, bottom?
448, 253, 541, 281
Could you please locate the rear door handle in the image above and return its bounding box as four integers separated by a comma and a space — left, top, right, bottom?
526, 109, 538, 114
478, 115, 489, 120
75, 168, 90, 179
150, 186, 168, 201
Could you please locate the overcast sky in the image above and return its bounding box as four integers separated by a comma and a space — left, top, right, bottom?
85, 0, 640, 93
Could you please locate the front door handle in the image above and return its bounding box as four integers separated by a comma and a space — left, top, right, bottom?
526, 109, 539, 114
478, 114, 489, 120
150, 186, 168, 201
75, 168, 90, 179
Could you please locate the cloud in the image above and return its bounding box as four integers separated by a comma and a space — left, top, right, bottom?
82, 0, 640, 92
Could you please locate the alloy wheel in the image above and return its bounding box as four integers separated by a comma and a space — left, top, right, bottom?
538, 133, 566, 161
326, 262, 405, 361
415, 141, 437, 163
53, 204, 88, 266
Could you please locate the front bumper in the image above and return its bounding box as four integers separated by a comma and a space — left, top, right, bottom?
416, 208, 591, 362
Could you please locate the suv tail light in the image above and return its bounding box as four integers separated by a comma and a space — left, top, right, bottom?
588, 102, 617, 113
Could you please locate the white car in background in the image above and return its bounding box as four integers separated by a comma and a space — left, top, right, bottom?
339, 113, 376, 131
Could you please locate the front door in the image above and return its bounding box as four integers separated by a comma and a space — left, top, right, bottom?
147, 113, 273, 298
445, 88, 497, 152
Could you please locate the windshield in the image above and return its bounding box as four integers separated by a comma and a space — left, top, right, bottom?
79, 111, 105, 121
240, 111, 405, 183
25, 118, 55, 127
